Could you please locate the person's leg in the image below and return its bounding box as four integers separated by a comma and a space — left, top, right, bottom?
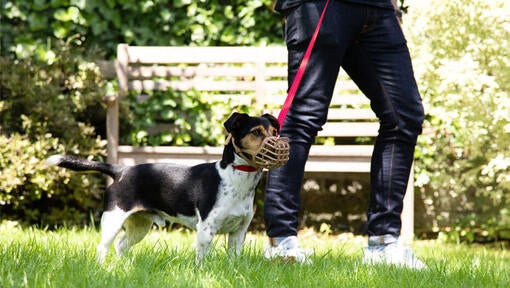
342, 6, 424, 238
264, 0, 363, 261
264, 142, 310, 238
341, 7, 426, 269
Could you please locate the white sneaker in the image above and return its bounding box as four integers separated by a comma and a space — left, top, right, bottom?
264, 236, 312, 264
363, 241, 427, 270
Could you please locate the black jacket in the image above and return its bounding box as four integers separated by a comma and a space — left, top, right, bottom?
274, 0, 395, 12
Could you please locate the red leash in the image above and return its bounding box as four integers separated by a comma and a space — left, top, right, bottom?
277, 0, 330, 127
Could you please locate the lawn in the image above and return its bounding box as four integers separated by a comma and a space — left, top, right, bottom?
0, 222, 508, 288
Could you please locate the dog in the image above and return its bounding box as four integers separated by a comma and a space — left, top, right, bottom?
46, 112, 289, 263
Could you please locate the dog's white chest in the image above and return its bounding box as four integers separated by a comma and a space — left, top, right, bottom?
205, 164, 260, 234
214, 195, 254, 234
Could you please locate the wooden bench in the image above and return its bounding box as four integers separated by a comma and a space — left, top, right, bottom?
104, 44, 415, 241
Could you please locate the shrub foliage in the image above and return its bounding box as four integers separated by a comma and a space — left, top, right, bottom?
1, 0, 282, 60
406, 0, 510, 241
0, 45, 106, 225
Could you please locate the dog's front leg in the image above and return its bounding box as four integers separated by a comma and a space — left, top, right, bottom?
195, 220, 218, 264
227, 229, 247, 257
227, 215, 252, 256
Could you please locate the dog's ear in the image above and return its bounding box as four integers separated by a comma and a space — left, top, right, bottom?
262, 113, 281, 132
224, 112, 249, 133
221, 144, 235, 168
222, 113, 249, 168
221, 134, 236, 168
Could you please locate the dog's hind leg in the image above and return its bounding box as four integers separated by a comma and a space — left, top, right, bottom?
97, 208, 126, 263
114, 212, 153, 256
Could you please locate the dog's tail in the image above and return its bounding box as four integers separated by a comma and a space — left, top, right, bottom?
46, 155, 123, 179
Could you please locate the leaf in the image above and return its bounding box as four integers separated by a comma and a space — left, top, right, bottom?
160, 110, 175, 120
53, 7, 80, 22
51, 23, 70, 39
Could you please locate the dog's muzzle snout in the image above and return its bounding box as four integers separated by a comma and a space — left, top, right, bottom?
251, 136, 290, 169
229, 134, 290, 169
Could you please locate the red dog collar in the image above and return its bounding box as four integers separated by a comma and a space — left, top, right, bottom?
232, 164, 259, 172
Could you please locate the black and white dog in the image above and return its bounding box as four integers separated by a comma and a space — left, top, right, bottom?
46, 112, 288, 263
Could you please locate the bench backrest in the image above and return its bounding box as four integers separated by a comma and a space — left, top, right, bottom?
109, 44, 414, 242
115, 44, 378, 140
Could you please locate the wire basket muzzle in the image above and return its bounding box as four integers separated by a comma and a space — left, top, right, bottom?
251, 136, 290, 169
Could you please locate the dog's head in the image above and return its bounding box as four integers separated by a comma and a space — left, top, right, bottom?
221, 112, 289, 170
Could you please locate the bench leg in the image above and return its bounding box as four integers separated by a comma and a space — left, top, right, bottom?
106, 96, 119, 186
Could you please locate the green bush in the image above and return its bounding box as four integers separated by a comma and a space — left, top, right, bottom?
1, 0, 282, 60
0, 43, 106, 226
406, 0, 510, 241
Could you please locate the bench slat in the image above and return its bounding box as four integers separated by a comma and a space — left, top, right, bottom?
128, 80, 257, 92
126, 46, 288, 64
327, 108, 376, 120
117, 145, 223, 167
128, 65, 259, 79
127, 65, 290, 79
319, 122, 379, 137
117, 145, 374, 173
264, 94, 370, 106
127, 78, 358, 92
263, 80, 361, 94
128, 79, 368, 107
265, 108, 376, 120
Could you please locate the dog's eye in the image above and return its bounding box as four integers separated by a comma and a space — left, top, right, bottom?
251, 129, 262, 137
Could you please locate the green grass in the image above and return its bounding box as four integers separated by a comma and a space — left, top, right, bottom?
1, 223, 509, 288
